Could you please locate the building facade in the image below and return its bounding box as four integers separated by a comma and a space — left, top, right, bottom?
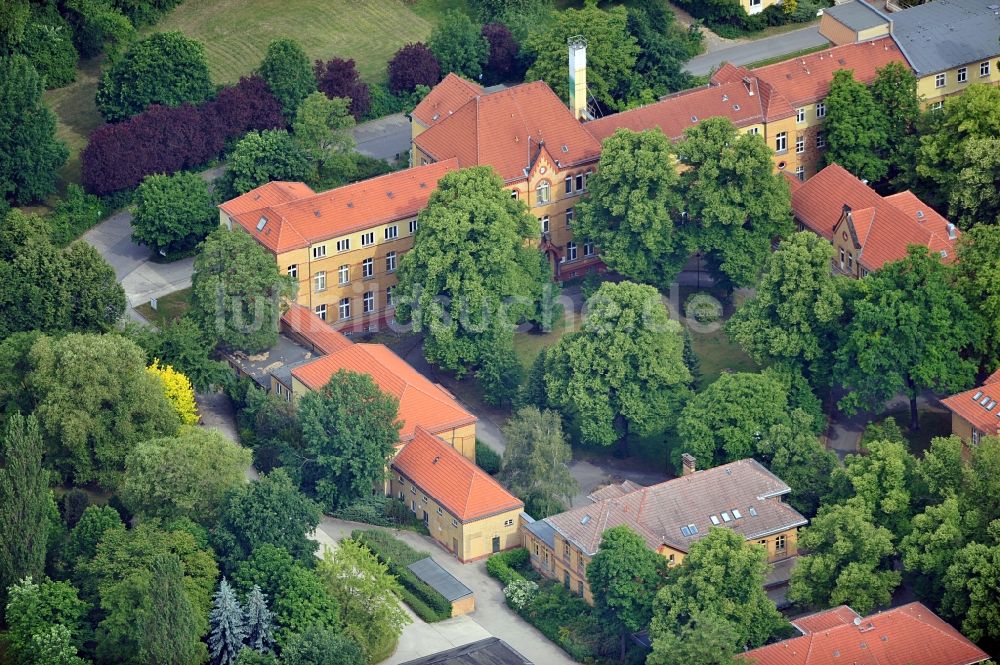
942, 369, 1000, 448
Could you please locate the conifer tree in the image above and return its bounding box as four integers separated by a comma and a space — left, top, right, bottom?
209, 578, 246, 665
242, 584, 274, 654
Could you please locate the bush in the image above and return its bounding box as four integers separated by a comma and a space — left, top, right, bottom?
334, 495, 425, 531
387, 42, 440, 95
351, 529, 426, 566
486, 547, 529, 586
352, 530, 452, 622
503, 578, 538, 609
398, 587, 444, 623
62, 488, 91, 528
475, 440, 501, 474
48, 185, 106, 246
20, 7, 79, 89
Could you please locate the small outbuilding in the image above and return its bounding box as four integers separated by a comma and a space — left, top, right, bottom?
406, 557, 475, 617
398, 637, 533, 665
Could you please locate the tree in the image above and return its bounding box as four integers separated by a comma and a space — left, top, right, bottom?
96, 31, 213, 122
870, 61, 919, 180
787, 499, 900, 614
132, 171, 217, 255
576, 129, 686, 288
764, 411, 838, 518
242, 585, 275, 654
257, 38, 315, 118
956, 225, 1000, 369
0, 54, 67, 205
28, 333, 179, 488
291, 92, 355, 186
822, 69, 889, 183
626, 4, 699, 97
0, 0, 29, 53
213, 469, 321, 571
135, 316, 231, 391
3, 576, 89, 664
587, 526, 667, 655
525, 0, 639, 112
481, 23, 517, 84
28, 624, 87, 665
234, 650, 277, 665
146, 359, 199, 426
963, 435, 1000, 533
0, 414, 50, 610
499, 406, 578, 517
835, 247, 979, 430
313, 57, 370, 120
281, 626, 364, 665
428, 10, 489, 80
395, 166, 551, 403
941, 540, 1000, 642
63, 505, 124, 579
225, 129, 311, 196
317, 540, 410, 658
18, 7, 79, 89
63, 241, 127, 332
647, 611, 740, 665
900, 496, 966, 602
63, 0, 135, 59
96, 553, 207, 665
387, 42, 440, 94
652, 529, 787, 650
190, 228, 296, 353
298, 369, 401, 510
727, 232, 845, 386
917, 435, 964, 502
121, 427, 251, 524
676, 117, 793, 289
208, 578, 246, 665
545, 281, 690, 452
842, 439, 915, 537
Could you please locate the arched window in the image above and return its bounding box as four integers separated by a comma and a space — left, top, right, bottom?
536, 180, 550, 205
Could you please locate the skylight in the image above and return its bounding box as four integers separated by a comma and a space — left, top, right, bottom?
733, 509, 742, 519
688, 524, 698, 535
710, 515, 720, 525
681, 526, 691, 537
748, 506, 758, 517
256, 217, 267, 231
974, 391, 984, 400
721, 512, 732, 522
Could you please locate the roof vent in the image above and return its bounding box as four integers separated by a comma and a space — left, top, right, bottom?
562, 144, 569, 153
833, 650, 840, 657
347, 202, 354, 208
313, 210, 321, 217
432, 113, 439, 121
748, 506, 758, 517
725, 468, 732, 476
253, 193, 261, 201
722, 94, 729, 101
733, 104, 740, 111
581, 514, 591, 525
256, 217, 267, 231
387, 191, 394, 198
838, 58, 847, 65
854, 618, 862, 627
691, 115, 698, 122
432, 456, 440, 464
419, 182, 427, 188
881, 635, 889, 642
916, 210, 925, 219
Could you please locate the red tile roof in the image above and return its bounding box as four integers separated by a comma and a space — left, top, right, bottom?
412, 73, 483, 128
291, 343, 476, 441
942, 371, 1000, 437
791, 164, 959, 271
741, 602, 989, 665
413, 81, 602, 182
219, 160, 458, 253
752, 37, 907, 107
392, 427, 522, 522
280, 303, 353, 354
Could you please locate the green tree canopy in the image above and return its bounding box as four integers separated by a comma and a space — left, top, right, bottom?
626, 4, 699, 98
676, 117, 793, 289
64, 505, 123, 580
63, 242, 127, 333
225, 129, 312, 196
95, 30, 213, 121
916, 435, 964, 502
822, 69, 889, 183
0, 54, 67, 205
962, 435, 1000, 533
121, 426, 251, 524
190, 228, 296, 353
647, 610, 740, 665
763, 410, 838, 518
870, 61, 919, 181
499, 406, 578, 518
652, 528, 787, 650
841, 439, 915, 538
942, 539, 1000, 642
576, 129, 685, 288
132, 171, 217, 255
955, 224, 1000, 369
900, 496, 966, 602
3, 576, 89, 664
834, 247, 979, 430
257, 38, 315, 118
788, 499, 900, 614
291, 92, 355, 187
428, 10, 489, 80
524, 0, 639, 112
544, 281, 690, 452
298, 369, 401, 511
132, 316, 231, 391
281, 625, 364, 665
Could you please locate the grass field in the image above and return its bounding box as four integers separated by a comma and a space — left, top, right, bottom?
43, 57, 104, 192
152, 0, 468, 84
134, 287, 192, 326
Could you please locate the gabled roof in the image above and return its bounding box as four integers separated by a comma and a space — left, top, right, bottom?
219, 160, 458, 253
413, 81, 602, 182
544, 459, 807, 556
280, 303, 352, 354
741, 602, 990, 665
392, 427, 522, 523
791, 164, 959, 271
888, 0, 1000, 75
942, 370, 1000, 437
412, 73, 484, 128
290, 343, 476, 441
753, 37, 906, 107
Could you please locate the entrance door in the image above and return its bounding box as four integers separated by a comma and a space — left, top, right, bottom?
423, 511, 429, 527
492, 536, 500, 553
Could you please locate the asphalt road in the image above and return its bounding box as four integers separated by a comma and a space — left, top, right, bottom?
684, 26, 829, 76
352, 113, 411, 162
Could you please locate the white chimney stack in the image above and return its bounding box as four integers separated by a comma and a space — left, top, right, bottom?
568, 36, 589, 120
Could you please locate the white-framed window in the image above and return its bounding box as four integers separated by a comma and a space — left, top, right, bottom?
338, 264, 349, 285
747, 126, 760, 135
536, 181, 550, 204
583, 242, 594, 257
437, 507, 443, 516
566, 242, 577, 262
312, 244, 327, 259
839, 248, 845, 270
287, 264, 298, 279
795, 165, 805, 181
504, 518, 514, 527
848, 252, 854, 271
981, 61, 991, 77
510, 190, 518, 199
338, 298, 351, 320
362, 258, 374, 278
315, 304, 327, 320
361, 232, 374, 247
795, 136, 805, 154
540, 216, 549, 234
575, 173, 585, 191
775, 132, 787, 153
973, 429, 982, 446
384, 225, 398, 240
566, 207, 574, 227
314, 271, 326, 292
958, 67, 968, 83
452, 518, 459, 527
336, 238, 350, 252
386, 286, 395, 307
815, 102, 826, 118
385, 251, 397, 272
409, 219, 418, 234
750, 0, 761, 6
796, 107, 805, 123
816, 132, 826, 149
564, 176, 572, 194
363, 291, 375, 313
935, 73, 946, 88
931, 101, 944, 110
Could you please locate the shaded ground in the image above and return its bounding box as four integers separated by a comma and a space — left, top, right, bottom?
824, 390, 947, 460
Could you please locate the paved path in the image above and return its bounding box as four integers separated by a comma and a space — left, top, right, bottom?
685, 26, 828, 75
824, 390, 945, 460
353, 113, 410, 163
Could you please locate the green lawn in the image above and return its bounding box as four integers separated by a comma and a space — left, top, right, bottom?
513, 309, 572, 371
152, 0, 467, 84
43, 57, 104, 191
134, 287, 192, 327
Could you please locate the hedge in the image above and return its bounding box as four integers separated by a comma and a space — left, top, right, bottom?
399, 587, 443, 623
475, 440, 501, 475
485, 547, 530, 587
335, 495, 426, 532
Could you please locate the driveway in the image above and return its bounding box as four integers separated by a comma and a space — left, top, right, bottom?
685, 26, 828, 75
353, 113, 411, 162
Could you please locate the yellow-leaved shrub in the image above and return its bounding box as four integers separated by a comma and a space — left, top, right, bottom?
147, 359, 199, 426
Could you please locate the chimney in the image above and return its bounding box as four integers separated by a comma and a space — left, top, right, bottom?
947, 222, 957, 239
568, 36, 589, 120
681, 453, 696, 476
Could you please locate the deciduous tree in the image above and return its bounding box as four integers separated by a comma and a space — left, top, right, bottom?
962, 435, 1000, 533
135, 316, 231, 392
63, 505, 123, 580
916, 435, 964, 502
429, 10, 489, 80
63, 241, 126, 332
3, 576, 89, 665
291, 92, 355, 186
132, 171, 217, 255
900, 496, 966, 602
647, 611, 741, 665
842, 439, 915, 538
499, 406, 577, 517
281, 626, 364, 665
225, 129, 311, 196
955, 224, 1000, 368
27, 624, 87, 665
145, 359, 199, 426
257, 38, 315, 119
387, 43, 440, 95
313, 57, 370, 120
763, 410, 838, 517
545, 281, 690, 452
481, 23, 517, 84
626, 4, 699, 97
941, 539, 1000, 642
870, 61, 919, 181
822, 69, 889, 183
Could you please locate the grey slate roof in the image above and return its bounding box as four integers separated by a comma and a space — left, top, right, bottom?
889, 0, 1000, 74
824, 1, 890, 31
227, 334, 318, 388
523, 518, 556, 549
399, 638, 532, 665
406, 557, 472, 602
